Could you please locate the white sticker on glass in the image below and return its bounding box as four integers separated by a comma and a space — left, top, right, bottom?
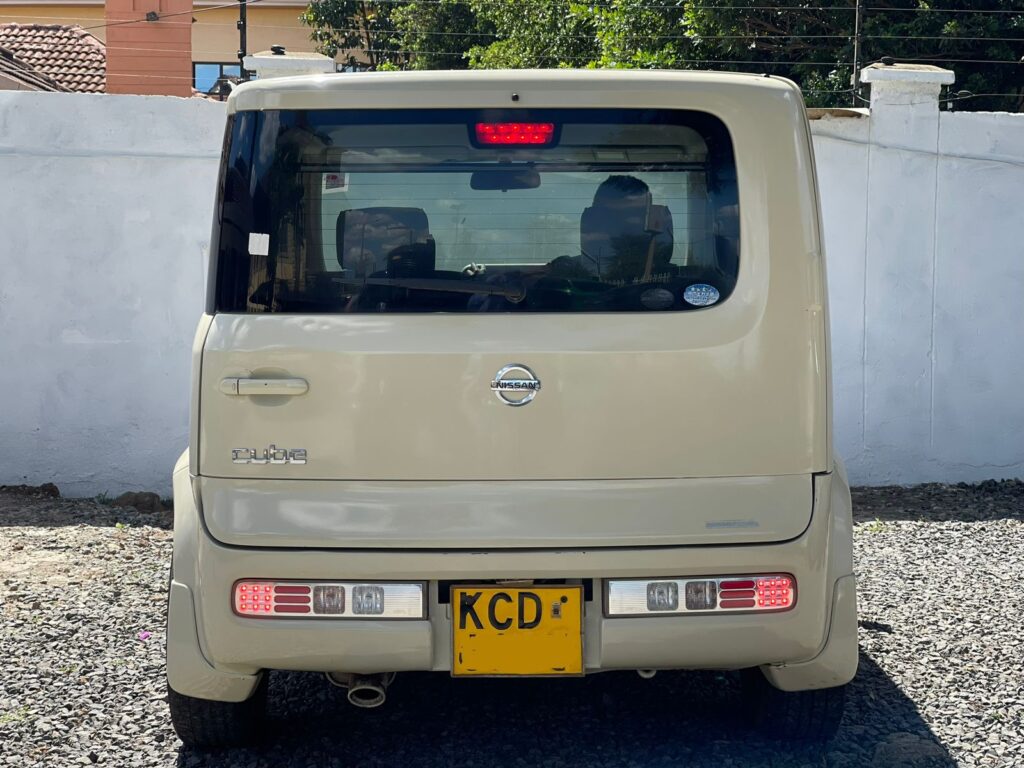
322, 172, 349, 193
248, 233, 270, 256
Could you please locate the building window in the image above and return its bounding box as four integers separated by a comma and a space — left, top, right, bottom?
194, 62, 241, 98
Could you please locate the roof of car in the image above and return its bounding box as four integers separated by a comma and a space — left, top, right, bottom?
227, 68, 799, 114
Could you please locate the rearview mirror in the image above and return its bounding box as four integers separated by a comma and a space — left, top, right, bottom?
470, 168, 541, 191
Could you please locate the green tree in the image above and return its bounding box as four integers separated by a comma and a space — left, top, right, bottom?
467, 0, 599, 68
390, 0, 486, 70
680, 0, 1022, 109
678, 0, 858, 105
854, 0, 1023, 112
302, 0, 1023, 110
574, 0, 686, 69
301, 0, 401, 70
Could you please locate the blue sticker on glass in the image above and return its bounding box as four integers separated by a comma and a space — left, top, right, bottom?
683, 283, 720, 307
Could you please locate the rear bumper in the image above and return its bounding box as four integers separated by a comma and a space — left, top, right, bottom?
168, 460, 857, 700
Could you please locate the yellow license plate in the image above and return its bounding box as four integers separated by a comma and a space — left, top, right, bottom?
451, 585, 583, 677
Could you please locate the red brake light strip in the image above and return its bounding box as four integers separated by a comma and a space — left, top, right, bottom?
475, 122, 555, 146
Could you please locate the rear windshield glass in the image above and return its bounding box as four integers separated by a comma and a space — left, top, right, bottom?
212, 108, 739, 313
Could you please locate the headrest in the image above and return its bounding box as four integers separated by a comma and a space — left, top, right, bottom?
337, 207, 434, 277
580, 201, 674, 281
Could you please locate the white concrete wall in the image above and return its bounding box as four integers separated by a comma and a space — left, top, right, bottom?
812, 73, 1024, 485
0, 92, 226, 497
0, 81, 1021, 494
930, 112, 1024, 482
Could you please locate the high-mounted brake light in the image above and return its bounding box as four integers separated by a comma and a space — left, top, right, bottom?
475, 122, 555, 146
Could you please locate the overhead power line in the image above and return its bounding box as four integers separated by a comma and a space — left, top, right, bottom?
26, 0, 1022, 29
8, 14, 1016, 46
79, 0, 266, 32
297, 0, 1020, 11
893, 57, 1023, 66
941, 90, 1024, 104
256, 23, 1022, 44
86, 36, 1021, 70
6, 0, 1021, 38
364, 51, 1021, 66
864, 5, 1023, 13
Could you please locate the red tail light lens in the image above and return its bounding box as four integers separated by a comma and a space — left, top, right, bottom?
756, 576, 794, 608
474, 122, 556, 146
234, 582, 277, 615
606, 574, 797, 615
232, 580, 425, 619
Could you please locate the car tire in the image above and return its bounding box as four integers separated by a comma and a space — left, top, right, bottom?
740, 668, 846, 742
167, 675, 269, 749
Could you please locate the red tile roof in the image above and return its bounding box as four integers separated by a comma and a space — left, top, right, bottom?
0, 24, 105, 93
1, 45, 69, 91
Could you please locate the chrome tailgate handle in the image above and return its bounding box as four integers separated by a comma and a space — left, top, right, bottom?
219, 377, 309, 396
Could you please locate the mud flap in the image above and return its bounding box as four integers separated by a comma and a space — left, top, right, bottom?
760, 574, 858, 692
166, 580, 262, 703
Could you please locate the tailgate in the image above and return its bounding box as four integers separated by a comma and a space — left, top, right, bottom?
197, 309, 824, 482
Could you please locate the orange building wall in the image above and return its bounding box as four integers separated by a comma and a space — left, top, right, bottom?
1, 4, 324, 65
0, 6, 108, 39
192, 6, 316, 65
0, 1, 342, 93
105, 0, 192, 96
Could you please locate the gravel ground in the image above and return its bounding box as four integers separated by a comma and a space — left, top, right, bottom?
0, 481, 1021, 767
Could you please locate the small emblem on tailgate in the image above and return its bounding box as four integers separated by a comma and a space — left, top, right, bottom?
490, 364, 541, 407
231, 445, 307, 465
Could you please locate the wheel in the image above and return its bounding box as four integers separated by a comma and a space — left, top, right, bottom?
167, 675, 268, 749
740, 668, 846, 742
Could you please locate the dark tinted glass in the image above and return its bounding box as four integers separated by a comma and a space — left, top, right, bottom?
212, 108, 739, 313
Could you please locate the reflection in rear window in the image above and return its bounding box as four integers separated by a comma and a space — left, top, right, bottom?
213, 108, 739, 313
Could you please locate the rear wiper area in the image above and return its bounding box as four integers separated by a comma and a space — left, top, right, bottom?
337, 276, 526, 301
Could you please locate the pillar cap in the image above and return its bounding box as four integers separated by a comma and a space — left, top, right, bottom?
242, 50, 335, 78
861, 62, 955, 85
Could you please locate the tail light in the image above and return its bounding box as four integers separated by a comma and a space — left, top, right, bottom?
606, 574, 796, 616
233, 580, 425, 619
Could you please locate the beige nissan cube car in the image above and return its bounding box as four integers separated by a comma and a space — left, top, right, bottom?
167, 69, 857, 748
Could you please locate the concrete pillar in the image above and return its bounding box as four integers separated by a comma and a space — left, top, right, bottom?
105, 0, 193, 97
858, 63, 954, 481
242, 48, 335, 80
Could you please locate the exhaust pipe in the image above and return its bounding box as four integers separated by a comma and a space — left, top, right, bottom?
325, 672, 392, 709
347, 675, 387, 709
637, 669, 657, 679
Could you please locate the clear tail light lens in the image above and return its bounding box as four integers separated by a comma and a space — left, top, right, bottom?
606, 574, 796, 616
233, 581, 424, 619
646, 581, 679, 611
352, 585, 385, 615
313, 585, 345, 615
684, 580, 718, 611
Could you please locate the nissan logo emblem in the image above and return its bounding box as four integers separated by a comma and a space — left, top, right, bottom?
490, 364, 541, 407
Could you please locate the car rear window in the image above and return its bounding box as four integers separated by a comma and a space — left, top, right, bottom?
212, 108, 739, 313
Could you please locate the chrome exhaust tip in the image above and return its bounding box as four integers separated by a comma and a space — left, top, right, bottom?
325, 672, 392, 708
347, 678, 387, 709
637, 669, 658, 679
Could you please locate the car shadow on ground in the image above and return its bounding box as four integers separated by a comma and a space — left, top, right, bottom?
174, 651, 954, 768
